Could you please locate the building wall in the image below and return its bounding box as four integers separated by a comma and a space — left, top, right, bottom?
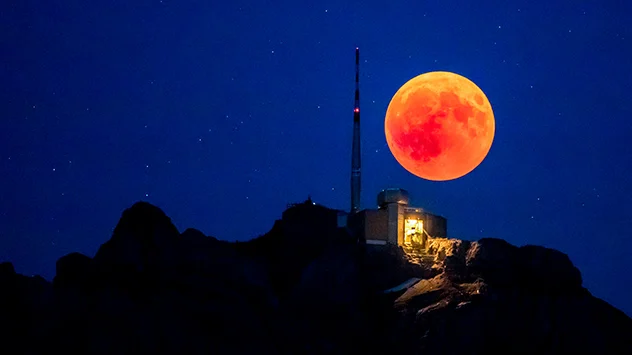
363, 209, 388, 241
357, 204, 448, 246
397, 205, 404, 245
386, 204, 399, 244
422, 213, 448, 238
347, 211, 365, 242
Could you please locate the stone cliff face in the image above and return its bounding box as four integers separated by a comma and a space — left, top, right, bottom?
1, 201, 631, 354
390, 237, 631, 354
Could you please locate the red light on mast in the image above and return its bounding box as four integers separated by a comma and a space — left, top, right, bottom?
354, 107, 359, 113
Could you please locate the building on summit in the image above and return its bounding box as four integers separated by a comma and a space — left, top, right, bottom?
347, 188, 447, 252
345, 48, 447, 252
283, 48, 448, 253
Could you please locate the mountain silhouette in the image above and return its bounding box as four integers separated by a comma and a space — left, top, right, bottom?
1, 200, 631, 354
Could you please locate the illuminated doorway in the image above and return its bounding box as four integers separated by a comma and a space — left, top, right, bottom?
404, 218, 424, 248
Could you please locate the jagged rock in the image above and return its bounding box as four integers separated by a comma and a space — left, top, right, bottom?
240, 204, 353, 300
1, 201, 631, 354
93, 201, 181, 284
110, 201, 180, 245
280, 245, 367, 353
390, 238, 632, 354
427, 237, 466, 262
180, 227, 217, 242
364, 244, 430, 291
53, 252, 94, 289
465, 238, 519, 286
0, 261, 16, 277
426, 237, 471, 280
517, 244, 582, 291
0, 263, 54, 354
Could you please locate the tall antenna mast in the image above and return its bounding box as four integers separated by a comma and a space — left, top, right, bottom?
350, 47, 361, 214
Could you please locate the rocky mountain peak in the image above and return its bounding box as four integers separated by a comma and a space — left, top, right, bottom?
0, 201, 630, 354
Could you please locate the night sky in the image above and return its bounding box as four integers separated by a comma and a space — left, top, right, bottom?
2, 1, 631, 315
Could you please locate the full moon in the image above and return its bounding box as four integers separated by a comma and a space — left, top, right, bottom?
384, 71, 495, 181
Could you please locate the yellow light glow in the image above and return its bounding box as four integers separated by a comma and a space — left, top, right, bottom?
404, 218, 423, 246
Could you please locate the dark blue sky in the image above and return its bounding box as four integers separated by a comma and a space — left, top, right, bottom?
2, 1, 631, 315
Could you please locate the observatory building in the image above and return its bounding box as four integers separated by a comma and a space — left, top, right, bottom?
347, 188, 447, 250
345, 48, 448, 251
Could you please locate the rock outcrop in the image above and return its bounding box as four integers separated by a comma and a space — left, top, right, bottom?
0, 201, 630, 354
388, 237, 631, 354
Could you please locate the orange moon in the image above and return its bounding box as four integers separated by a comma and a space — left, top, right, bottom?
384, 71, 495, 181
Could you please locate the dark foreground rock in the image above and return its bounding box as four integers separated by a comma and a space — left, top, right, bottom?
1, 200, 631, 354
390, 237, 632, 354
